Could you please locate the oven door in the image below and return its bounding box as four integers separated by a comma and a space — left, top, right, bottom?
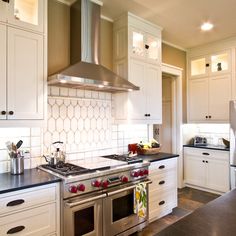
103, 181, 151, 236
64, 193, 106, 236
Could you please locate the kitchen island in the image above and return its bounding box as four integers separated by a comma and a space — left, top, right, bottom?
156, 188, 236, 236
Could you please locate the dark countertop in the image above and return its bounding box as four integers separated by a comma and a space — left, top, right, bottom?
0, 168, 61, 194
156, 188, 236, 236
140, 152, 179, 163
184, 144, 229, 152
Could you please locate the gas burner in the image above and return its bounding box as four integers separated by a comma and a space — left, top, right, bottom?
102, 154, 142, 164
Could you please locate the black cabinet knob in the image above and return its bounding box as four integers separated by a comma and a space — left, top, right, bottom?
145, 44, 150, 49
206, 63, 210, 67
9, 111, 14, 115
209, 115, 212, 119
159, 180, 165, 185
159, 165, 165, 169
206, 160, 209, 163
1, 111, 6, 115
202, 160, 205, 163
205, 116, 208, 119
159, 200, 165, 206
144, 114, 148, 117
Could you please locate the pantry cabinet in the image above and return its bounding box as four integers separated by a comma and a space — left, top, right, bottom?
0, 183, 60, 236
184, 147, 229, 193
188, 50, 232, 123
113, 12, 162, 124
0, 0, 44, 33
149, 158, 177, 222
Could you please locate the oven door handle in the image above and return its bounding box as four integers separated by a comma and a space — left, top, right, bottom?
107, 180, 152, 197
65, 194, 107, 208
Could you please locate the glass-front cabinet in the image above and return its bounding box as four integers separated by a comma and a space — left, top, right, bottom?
0, 0, 44, 32
130, 27, 160, 64
190, 50, 231, 79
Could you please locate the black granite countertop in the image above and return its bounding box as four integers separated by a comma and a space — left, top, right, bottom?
156, 188, 236, 236
184, 144, 229, 152
0, 168, 61, 194
139, 152, 179, 163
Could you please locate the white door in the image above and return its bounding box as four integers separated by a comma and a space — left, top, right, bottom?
188, 78, 209, 122
0, 0, 7, 22
0, 24, 7, 120
7, 27, 44, 120
128, 58, 146, 120
208, 74, 231, 121
146, 64, 162, 122
206, 159, 229, 192
184, 155, 206, 187
7, 0, 44, 33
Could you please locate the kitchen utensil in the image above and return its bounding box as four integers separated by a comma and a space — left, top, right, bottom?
10, 156, 24, 175
222, 138, 230, 148
5, 141, 12, 152
16, 140, 23, 149
43, 155, 61, 166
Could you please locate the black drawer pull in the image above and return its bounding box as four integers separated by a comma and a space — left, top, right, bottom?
7, 199, 25, 207
7, 226, 25, 234
9, 111, 14, 115
159, 200, 165, 206
159, 180, 165, 185
202, 152, 210, 156
2, 0, 10, 3
159, 165, 165, 169
1, 111, 6, 115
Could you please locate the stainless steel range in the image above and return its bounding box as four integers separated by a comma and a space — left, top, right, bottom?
39, 156, 151, 236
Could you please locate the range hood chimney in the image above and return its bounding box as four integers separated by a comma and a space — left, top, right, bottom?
48, 0, 139, 93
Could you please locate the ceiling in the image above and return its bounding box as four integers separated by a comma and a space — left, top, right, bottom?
100, 0, 236, 49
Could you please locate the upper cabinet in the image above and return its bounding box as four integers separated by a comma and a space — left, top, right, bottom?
0, 0, 44, 33
188, 49, 233, 123
113, 13, 162, 124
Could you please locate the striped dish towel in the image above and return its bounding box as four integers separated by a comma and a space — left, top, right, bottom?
134, 183, 147, 218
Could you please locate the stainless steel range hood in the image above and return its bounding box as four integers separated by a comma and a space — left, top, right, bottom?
48, 0, 139, 93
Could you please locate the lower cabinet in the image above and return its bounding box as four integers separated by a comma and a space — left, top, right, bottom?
184, 147, 229, 193
0, 183, 60, 236
148, 158, 177, 222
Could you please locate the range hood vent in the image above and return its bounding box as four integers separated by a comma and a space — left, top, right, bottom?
48, 0, 139, 93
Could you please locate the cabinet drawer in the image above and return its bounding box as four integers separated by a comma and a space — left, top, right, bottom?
149, 172, 176, 193
149, 158, 177, 175
184, 147, 229, 161
0, 185, 56, 215
0, 203, 56, 236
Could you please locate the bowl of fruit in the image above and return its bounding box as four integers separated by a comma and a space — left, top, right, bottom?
137, 139, 161, 155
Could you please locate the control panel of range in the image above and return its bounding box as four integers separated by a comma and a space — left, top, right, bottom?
65, 166, 149, 197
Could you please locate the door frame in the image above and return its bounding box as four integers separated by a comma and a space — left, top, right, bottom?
162, 63, 183, 188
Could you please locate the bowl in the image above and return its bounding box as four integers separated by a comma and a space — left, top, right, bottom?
222, 138, 230, 148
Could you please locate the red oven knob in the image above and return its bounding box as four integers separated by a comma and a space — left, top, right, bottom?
121, 176, 129, 183
139, 170, 144, 176
77, 184, 85, 192
102, 180, 109, 188
92, 180, 101, 188
144, 169, 149, 175
131, 171, 139, 178
69, 185, 78, 193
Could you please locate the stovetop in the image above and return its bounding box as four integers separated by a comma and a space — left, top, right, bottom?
102, 154, 143, 164
40, 162, 111, 177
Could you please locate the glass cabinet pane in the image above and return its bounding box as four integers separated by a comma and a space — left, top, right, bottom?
191, 58, 206, 76
14, 0, 39, 26
211, 53, 229, 73
132, 31, 144, 57
146, 35, 159, 61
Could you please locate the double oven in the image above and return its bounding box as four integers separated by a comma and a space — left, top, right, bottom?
64, 179, 151, 236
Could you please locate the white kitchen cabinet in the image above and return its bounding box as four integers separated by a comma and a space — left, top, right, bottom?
0, 0, 44, 33
184, 147, 230, 193
188, 50, 232, 123
113, 13, 162, 124
149, 158, 177, 222
0, 24, 7, 120
0, 183, 60, 236
7, 27, 44, 120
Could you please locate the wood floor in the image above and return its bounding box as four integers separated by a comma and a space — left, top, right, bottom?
132, 187, 219, 236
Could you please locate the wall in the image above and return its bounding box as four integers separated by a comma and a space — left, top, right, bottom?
162, 43, 187, 122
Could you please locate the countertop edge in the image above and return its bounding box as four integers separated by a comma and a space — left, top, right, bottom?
183, 144, 229, 152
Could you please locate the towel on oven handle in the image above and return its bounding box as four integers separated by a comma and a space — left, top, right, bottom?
134, 183, 147, 218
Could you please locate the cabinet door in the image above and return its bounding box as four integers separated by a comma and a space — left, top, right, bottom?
209, 74, 231, 121
146, 33, 160, 64
7, 27, 44, 120
210, 51, 231, 75
206, 158, 229, 192
128, 58, 146, 120
188, 78, 209, 122
184, 155, 206, 187
146, 64, 162, 123
7, 0, 44, 32
0, 1, 7, 22
0, 24, 7, 120
190, 56, 208, 78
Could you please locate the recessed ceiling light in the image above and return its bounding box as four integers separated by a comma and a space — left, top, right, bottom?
201, 22, 214, 31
